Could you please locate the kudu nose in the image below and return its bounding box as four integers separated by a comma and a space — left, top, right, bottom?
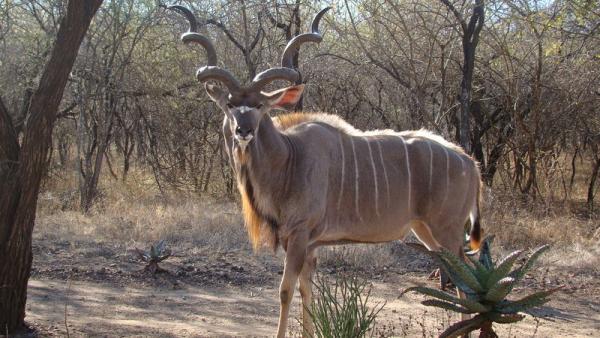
235, 126, 253, 138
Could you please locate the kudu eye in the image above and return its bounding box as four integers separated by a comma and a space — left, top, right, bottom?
256, 103, 264, 109
226, 103, 234, 109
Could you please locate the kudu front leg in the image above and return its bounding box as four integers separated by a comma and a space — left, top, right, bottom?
299, 248, 317, 337
277, 231, 309, 338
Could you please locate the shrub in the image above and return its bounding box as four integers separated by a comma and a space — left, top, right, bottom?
403, 239, 561, 338
135, 240, 171, 275
306, 273, 385, 338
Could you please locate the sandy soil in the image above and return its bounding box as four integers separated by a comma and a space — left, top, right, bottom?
23, 237, 600, 337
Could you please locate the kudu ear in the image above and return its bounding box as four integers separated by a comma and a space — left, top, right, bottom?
263, 85, 305, 110
205, 83, 228, 103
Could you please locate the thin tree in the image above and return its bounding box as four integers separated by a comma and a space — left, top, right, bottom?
440, 0, 485, 153
0, 0, 103, 333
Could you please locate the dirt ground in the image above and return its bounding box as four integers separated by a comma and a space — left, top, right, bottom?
23, 233, 600, 337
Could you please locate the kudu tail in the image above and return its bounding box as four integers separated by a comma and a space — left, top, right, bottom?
468, 183, 483, 251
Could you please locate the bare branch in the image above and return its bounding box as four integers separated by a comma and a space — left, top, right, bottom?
440, 0, 468, 32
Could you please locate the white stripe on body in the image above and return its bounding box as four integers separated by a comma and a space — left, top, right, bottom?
463, 164, 474, 215
365, 137, 380, 217
337, 132, 345, 211
399, 136, 412, 214
425, 141, 434, 212
438, 146, 450, 217
426, 141, 433, 196
456, 152, 466, 176
350, 137, 362, 221
376, 140, 390, 208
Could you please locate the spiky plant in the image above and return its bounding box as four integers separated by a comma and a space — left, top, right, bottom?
305, 274, 385, 338
403, 239, 561, 338
135, 240, 171, 275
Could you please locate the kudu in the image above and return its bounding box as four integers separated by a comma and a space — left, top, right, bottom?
168, 5, 483, 337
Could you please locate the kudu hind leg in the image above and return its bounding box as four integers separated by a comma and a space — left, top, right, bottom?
277, 231, 309, 338
410, 220, 443, 251
410, 221, 452, 289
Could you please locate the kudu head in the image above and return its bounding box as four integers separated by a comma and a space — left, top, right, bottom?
168, 5, 330, 150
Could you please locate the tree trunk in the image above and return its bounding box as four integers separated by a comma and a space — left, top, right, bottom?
0, 1, 102, 332
478, 321, 498, 338
588, 156, 600, 212
441, 0, 484, 154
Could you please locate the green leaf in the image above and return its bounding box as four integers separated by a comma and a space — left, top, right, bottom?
467, 254, 491, 285
155, 240, 166, 253
405, 244, 478, 295
510, 245, 550, 283
487, 312, 525, 324
439, 314, 487, 338
421, 300, 474, 314
404, 286, 490, 313
479, 238, 494, 270
497, 286, 562, 313
485, 277, 516, 303
486, 250, 523, 288
438, 248, 485, 293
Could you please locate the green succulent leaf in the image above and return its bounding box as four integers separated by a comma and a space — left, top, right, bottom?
156, 240, 166, 253
421, 300, 474, 314
405, 243, 478, 295
497, 286, 562, 313
487, 312, 525, 324
467, 254, 491, 285
485, 277, 516, 302
479, 237, 495, 270
404, 286, 490, 313
510, 245, 550, 283
486, 250, 523, 288
439, 314, 487, 338
438, 248, 485, 293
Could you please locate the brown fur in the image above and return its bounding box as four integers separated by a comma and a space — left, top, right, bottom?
222, 106, 483, 338
469, 184, 483, 251
239, 181, 263, 251
235, 147, 264, 250
236, 149, 278, 252
273, 112, 318, 131
273, 112, 484, 252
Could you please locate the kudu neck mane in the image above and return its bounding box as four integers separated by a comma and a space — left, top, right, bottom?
242, 114, 292, 170
236, 114, 293, 252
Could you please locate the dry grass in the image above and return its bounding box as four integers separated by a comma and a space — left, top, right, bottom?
36, 169, 249, 252
28, 167, 600, 337
482, 187, 600, 272
35, 167, 599, 273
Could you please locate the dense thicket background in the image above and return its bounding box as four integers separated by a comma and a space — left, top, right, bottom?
1, 0, 598, 213
0, 1, 598, 335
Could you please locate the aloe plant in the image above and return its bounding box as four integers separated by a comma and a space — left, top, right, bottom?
135, 240, 171, 275
404, 239, 561, 338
